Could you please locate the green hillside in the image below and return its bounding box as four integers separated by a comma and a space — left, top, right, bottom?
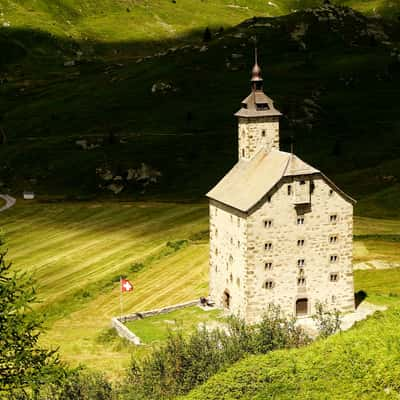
0, 3, 399, 218
1, 200, 399, 377
182, 306, 400, 400
1, 201, 209, 377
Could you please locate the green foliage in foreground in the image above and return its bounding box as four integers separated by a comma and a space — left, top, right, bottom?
0, 253, 63, 397
123, 306, 310, 399
182, 307, 400, 400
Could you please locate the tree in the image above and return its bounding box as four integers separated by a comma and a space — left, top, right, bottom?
0, 252, 64, 397
203, 27, 212, 43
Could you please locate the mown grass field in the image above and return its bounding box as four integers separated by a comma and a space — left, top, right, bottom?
125, 306, 224, 344
1, 201, 399, 378
1, 201, 210, 378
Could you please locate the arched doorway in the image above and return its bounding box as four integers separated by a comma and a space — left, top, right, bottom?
296, 298, 308, 316
223, 290, 231, 309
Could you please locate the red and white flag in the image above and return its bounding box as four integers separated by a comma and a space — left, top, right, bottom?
121, 279, 134, 292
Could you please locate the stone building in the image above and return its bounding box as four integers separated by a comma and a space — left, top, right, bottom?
206, 55, 355, 323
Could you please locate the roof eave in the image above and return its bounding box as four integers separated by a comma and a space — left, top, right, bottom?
234, 109, 282, 118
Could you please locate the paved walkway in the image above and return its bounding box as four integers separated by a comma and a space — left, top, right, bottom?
297, 301, 387, 337
0, 194, 16, 212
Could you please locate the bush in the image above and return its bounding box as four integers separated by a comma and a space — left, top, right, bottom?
39, 369, 113, 400
122, 305, 310, 399
312, 301, 342, 338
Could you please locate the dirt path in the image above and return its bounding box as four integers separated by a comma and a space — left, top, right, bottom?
0, 195, 16, 212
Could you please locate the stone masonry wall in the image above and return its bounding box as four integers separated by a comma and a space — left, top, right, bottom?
238, 116, 279, 160
209, 200, 248, 318
244, 176, 354, 323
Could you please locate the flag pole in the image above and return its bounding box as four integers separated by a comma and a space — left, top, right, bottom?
120, 276, 123, 321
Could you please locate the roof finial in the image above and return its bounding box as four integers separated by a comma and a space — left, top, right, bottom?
251, 47, 262, 84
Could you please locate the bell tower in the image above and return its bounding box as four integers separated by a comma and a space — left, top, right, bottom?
235, 50, 282, 160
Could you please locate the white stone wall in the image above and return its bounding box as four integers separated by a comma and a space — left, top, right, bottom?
238, 116, 279, 160
209, 201, 248, 318
245, 176, 354, 323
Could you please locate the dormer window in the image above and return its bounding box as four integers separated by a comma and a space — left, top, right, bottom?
257, 103, 269, 110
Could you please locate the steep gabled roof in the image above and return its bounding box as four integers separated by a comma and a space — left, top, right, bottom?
206, 149, 355, 213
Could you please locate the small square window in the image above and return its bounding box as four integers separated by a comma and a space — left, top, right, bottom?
330, 273, 338, 282
297, 259, 305, 267
297, 217, 305, 225
329, 235, 338, 243
300, 180, 306, 185
297, 239, 305, 247
330, 214, 337, 222
264, 219, 273, 228
330, 255, 338, 263
262, 130, 266, 137
297, 277, 306, 286
265, 242, 273, 250
329, 189, 334, 196
264, 280, 274, 289
265, 262, 272, 270
288, 185, 292, 195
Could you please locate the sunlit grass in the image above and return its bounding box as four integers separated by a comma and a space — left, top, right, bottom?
125, 306, 224, 344
1, 203, 399, 378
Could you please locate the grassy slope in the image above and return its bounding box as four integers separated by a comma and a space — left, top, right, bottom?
1, 0, 397, 43
0, 2, 399, 218
1, 201, 209, 377
182, 306, 400, 400
1, 201, 400, 377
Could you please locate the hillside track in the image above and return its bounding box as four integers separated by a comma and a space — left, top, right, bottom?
0, 195, 16, 212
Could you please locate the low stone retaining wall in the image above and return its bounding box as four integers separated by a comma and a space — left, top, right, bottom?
111, 299, 200, 345
111, 317, 141, 345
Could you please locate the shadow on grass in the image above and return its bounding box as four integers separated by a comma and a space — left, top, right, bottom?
355, 290, 367, 309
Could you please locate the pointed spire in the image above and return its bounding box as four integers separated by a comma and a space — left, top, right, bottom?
251, 48, 263, 91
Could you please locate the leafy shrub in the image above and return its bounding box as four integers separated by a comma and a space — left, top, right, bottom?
129, 262, 144, 273
166, 239, 188, 251
122, 305, 310, 399
312, 301, 342, 338
39, 369, 113, 400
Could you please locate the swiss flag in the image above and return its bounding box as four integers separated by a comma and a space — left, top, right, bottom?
121, 279, 134, 292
